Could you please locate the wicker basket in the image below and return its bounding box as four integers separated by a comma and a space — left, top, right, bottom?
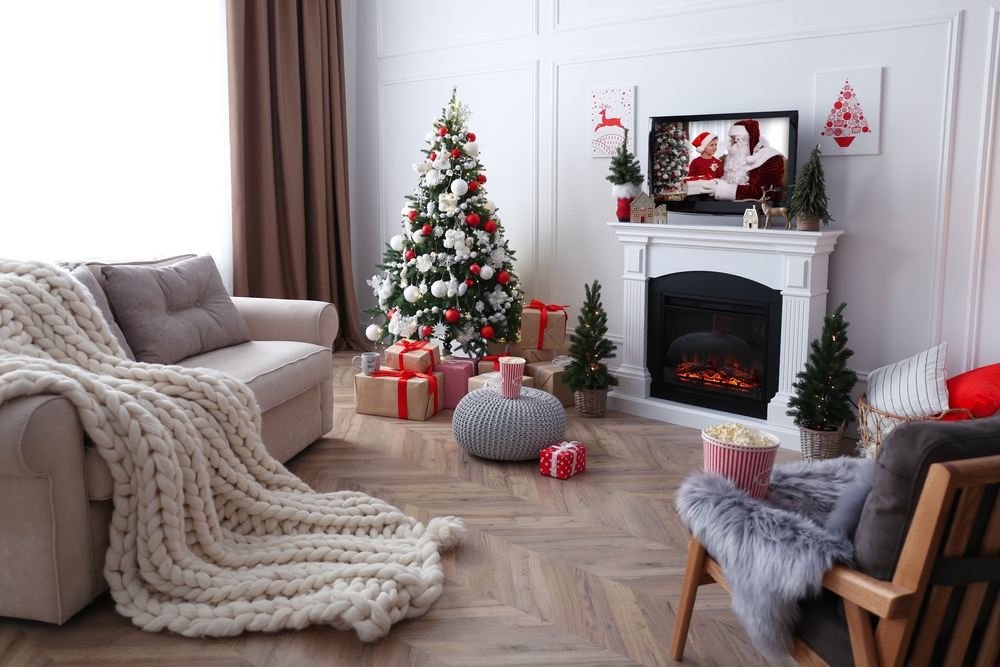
799, 424, 845, 461
574, 388, 608, 417
857, 394, 971, 459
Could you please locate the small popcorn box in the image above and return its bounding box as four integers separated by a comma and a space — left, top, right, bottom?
468, 371, 535, 392
487, 341, 557, 364
519, 299, 569, 351
384, 339, 442, 373
525, 356, 574, 407
539, 441, 587, 479
354, 369, 443, 421
438, 355, 477, 410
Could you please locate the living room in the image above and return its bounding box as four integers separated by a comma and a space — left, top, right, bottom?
2, 1, 1000, 666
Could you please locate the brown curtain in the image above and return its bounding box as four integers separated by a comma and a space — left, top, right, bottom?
226, 0, 367, 350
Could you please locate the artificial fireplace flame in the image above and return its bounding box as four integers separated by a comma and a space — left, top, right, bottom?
673, 357, 760, 394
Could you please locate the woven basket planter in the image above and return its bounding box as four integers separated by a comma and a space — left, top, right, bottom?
857, 393, 971, 459
798, 424, 845, 461
574, 388, 608, 418
796, 217, 820, 232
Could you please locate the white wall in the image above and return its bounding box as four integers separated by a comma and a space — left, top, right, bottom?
346, 0, 1000, 379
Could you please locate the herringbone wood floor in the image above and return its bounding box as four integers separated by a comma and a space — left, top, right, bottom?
1, 353, 796, 667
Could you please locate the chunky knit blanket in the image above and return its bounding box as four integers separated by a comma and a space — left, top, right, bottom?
0, 260, 464, 641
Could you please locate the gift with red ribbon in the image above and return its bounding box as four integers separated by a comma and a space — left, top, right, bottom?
354, 369, 443, 421
519, 299, 569, 351
539, 441, 587, 479
385, 339, 442, 373
477, 354, 505, 375
525, 355, 574, 407
487, 341, 556, 364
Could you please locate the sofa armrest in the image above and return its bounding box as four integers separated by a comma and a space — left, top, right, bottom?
821, 565, 917, 619
231, 297, 339, 350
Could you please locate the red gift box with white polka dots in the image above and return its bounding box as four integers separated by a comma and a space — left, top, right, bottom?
539, 441, 586, 480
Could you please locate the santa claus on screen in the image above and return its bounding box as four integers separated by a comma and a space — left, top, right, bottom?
713, 119, 786, 202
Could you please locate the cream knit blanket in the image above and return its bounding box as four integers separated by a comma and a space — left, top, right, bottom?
0, 260, 464, 640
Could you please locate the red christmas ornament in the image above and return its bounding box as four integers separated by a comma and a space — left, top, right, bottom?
421, 224, 433, 236
468, 181, 479, 192
469, 263, 481, 275
420, 325, 433, 338
465, 278, 475, 287
438, 126, 448, 137
444, 308, 460, 323
476, 174, 487, 184
466, 132, 476, 141
481, 325, 494, 340
405, 249, 415, 261
497, 270, 510, 285
407, 210, 418, 221
450, 148, 462, 159
466, 213, 481, 227
483, 220, 497, 233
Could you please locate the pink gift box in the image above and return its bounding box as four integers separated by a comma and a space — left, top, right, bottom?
439, 356, 477, 410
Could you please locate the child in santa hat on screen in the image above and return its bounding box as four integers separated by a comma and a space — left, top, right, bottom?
686, 132, 722, 180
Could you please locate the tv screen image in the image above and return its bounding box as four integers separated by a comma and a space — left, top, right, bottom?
649, 111, 798, 216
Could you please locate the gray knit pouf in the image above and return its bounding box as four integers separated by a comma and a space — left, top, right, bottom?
452, 387, 566, 461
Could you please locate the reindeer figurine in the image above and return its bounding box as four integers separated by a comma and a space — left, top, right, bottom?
756, 187, 789, 229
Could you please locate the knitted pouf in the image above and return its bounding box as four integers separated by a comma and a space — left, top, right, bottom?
452, 387, 566, 460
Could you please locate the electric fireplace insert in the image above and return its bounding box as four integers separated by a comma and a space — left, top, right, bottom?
647, 271, 782, 418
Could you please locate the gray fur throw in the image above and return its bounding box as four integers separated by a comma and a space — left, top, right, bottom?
675, 457, 873, 658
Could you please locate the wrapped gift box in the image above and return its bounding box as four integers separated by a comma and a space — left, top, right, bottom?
468, 371, 535, 392
385, 339, 442, 373
487, 341, 556, 364
354, 370, 443, 421
439, 356, 477, 410
519, 299, 569, 351
539, 441, 586, 479
525, 358, 574, 407
477, 354, 506, 374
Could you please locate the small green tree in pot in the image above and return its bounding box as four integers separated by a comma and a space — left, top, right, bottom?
563, 281, 618, 417
607, 129, 644, 222
788, 144, 834, 231
787, 302, 858, 460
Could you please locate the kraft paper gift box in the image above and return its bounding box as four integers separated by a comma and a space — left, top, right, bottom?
438, 356, 477, 409
477, 354, 506, 375
525, 358, 574, 407
539, 441, 586, 479
354, 370, 443, 421
467, 371, 535, 392
486, 341, 556, 364
518, 299, 569, 351
384, 339, 442, 373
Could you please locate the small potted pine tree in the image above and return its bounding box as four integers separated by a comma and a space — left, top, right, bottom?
786, 302, 859, 460
606, 129, 644, 222
788, 144, 834, 231
563, 281, 618, 417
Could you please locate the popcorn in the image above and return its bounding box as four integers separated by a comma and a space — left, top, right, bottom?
704, 423, 772, 448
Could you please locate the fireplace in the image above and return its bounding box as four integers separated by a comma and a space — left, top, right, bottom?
647, 271, 782, 418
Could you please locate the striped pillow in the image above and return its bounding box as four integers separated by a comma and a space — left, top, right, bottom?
866, 343, 950, 418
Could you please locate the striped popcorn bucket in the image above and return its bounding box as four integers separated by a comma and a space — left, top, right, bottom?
701, 428, 780, 499
498, 356, 526, 398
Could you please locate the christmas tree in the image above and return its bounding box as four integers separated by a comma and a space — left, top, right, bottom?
364, 89, 524, 358
788, 145, 834, 225
786, 303, 858, 431
606, 128, 643, 189
650, 122, 689, 198
563, 281, 619, 392
821, 79, 870, 148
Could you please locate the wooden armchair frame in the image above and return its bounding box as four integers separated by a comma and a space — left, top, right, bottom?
671, 455, 1000, 667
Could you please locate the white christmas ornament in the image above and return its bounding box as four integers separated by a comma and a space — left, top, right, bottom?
424, 169, 442, 186
415, 255, 433, 273
463, 141, 479, 157
378, 283, 394, 300
365, 324, 382, 341
457, 282, 468, 296
410, 230, 425, 244
413, 161, 431, 175
431, 151, 451, 170
450, 178, 468, 196
430, 280, 448, 298
438, 192, 459, 213
484, 199, 496, 214
479, 265, 494, 280
389, 235, 405, 252
403, 285, 422, 303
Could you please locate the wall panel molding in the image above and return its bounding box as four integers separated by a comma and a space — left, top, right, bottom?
552, 0, 781, 34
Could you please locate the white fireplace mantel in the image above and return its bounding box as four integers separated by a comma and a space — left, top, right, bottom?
606, 221, 845, 450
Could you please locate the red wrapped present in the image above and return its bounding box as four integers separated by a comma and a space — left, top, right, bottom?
539, 441, 586, 479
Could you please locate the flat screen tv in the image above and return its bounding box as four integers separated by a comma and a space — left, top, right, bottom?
648, 110, 798, 216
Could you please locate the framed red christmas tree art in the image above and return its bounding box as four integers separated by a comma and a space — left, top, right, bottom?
814, 67, 883, 156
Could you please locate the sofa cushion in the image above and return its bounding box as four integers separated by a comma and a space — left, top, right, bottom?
69, 265, 134, 360
101, 255, 249, 365
943, 362, 1000, 420
853, 414, 1000, 580
866, 342, 950, 420
178, 340, 332, 412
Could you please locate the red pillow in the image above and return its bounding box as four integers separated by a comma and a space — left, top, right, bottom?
942, 362, 1000, 420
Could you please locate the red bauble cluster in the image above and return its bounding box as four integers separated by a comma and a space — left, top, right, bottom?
468, 181, 479, 192
405, 249, 415, 261
444, 308, 460, 323
466, 213, 480, 227
450, 148, 461, 159
407, 210, 417, 221
497, 270, 510, 285
421, 224, 433, 236
483, 220, 497, 233
480, 325, 494, 340
438, 126, 448, 137
476, 174, 487, 184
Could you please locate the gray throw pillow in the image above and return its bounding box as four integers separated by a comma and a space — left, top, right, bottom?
101, 255, 249, 365
70, 264, 135, 360
824, 459, 874, 538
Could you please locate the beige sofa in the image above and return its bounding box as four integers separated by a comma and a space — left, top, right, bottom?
0, 261, 338, 625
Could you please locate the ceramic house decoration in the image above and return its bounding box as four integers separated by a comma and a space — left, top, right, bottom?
630, 192, 656, 223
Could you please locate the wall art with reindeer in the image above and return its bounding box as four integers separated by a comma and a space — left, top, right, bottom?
591, 86, 634, 157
